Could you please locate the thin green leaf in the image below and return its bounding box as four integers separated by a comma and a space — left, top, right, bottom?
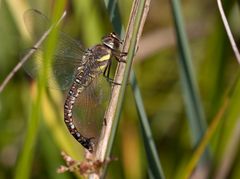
14, 2, 66, 179
130, 71, 165, 179
170, 0, 209, 155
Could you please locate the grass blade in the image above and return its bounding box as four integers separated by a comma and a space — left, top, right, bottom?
105, 1, 165, 177
170, 0, 208, 153
130, 71, 165, 179
14, 2, 66, 179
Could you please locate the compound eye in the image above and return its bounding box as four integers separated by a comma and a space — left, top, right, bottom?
111, 32, 120, 41
107, 41, 114, 49
111, 32, 117, 37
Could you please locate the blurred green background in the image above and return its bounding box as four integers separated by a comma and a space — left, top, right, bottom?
0, 0, 240, 178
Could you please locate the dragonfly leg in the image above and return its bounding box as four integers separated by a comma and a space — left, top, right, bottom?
114, 51, 128, 63
103, 62, 121, 85
120, 51, 128, 57
103, 58, 112, 80
106, 78, 122, 85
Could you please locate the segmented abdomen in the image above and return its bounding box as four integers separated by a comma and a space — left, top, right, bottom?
64, 66, 96, 153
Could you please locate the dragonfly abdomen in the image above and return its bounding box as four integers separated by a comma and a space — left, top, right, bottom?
64, 68, 96, 153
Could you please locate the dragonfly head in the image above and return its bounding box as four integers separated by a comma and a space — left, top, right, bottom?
102, 32, 121, 50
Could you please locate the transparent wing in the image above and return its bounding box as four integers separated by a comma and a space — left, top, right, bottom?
23, 51, 81, 90
72, 76, 111, 143
23, 9, 85, 90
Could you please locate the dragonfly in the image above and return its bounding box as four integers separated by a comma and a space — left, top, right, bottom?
23, 9, 126, 153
